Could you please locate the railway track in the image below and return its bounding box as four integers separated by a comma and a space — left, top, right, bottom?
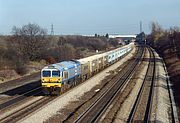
0, 96, 56, 123
0, 86, 42, 111
73, 46, 144, 123
0, 86, 57, 123
127, 46, 156, 122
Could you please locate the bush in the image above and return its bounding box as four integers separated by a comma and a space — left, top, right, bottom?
0, 44, 28, 75
14, 58, 27, 75
45, 56, 56, 64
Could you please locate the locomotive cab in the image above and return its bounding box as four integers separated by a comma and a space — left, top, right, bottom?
41, 69, 62, 83
41, 66, 62, 95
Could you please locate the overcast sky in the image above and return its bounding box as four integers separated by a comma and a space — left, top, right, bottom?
0, 0, 180, 35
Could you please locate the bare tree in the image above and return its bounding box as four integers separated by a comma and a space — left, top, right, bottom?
151, 22, 164, 41
57, 43, 76, 61
9, 23, 49, 61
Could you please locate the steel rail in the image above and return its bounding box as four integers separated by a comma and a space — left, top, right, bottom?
74, 46, 144, 123
127, 46, 156, 123
0, 86, 42, 111
0, 96, 56, 123
144, 47, 156, 122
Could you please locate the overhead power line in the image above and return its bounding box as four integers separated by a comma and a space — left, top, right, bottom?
51, 24, 54, 35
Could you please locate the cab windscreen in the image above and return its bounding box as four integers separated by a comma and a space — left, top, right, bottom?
52, 71, 60, 77
42, 70, 51, 77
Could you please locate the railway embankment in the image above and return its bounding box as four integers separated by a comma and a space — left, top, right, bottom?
164, 54, 180, 122
155, 54, 179, 123
150, 51, 170, 122
151, 50, 179, 123
0, 73, 40, 94
147, 27, 180, 121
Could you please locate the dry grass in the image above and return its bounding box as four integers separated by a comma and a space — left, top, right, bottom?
26, 60, 47, 74
0, 69, 20, 83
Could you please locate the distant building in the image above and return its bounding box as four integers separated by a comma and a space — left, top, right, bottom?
109, 34, 137, 38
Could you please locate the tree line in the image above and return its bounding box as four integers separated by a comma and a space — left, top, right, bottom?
147, 22, 180, 60
0, 23, 118, 75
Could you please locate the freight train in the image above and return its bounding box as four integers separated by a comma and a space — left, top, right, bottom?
41, 43, 133, 95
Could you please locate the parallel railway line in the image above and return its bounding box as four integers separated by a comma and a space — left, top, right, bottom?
73, 46, 144, 123
0, 96, 56, 123
127, 46, 156, 122
0, 86, 48, 123
0, 86, 42, 111
0, 86, 52, 123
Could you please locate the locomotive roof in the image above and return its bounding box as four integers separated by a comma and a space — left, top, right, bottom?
42, 60, 80, 71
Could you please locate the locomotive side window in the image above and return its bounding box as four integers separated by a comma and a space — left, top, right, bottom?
42, 70, 51, 77
63, 71, 68, 79
52, 70, 60, 77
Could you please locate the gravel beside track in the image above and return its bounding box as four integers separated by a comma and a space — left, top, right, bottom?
18, 46, 136, 123
151, 50, 178, 123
